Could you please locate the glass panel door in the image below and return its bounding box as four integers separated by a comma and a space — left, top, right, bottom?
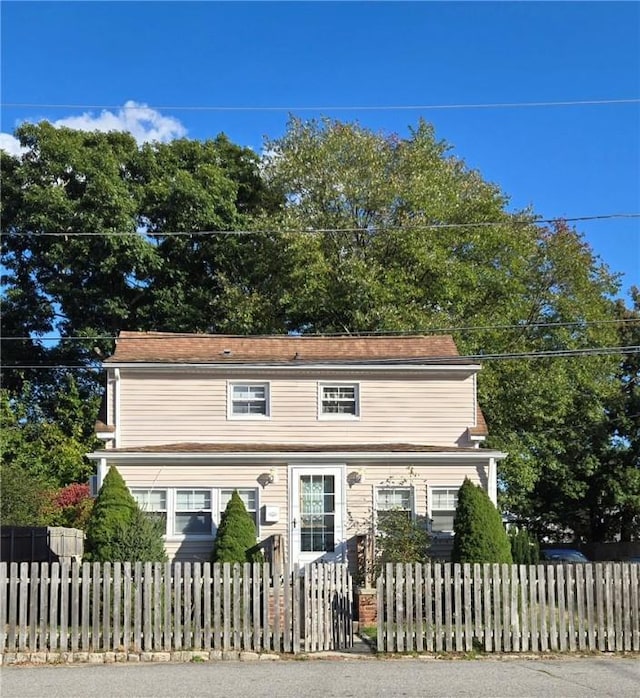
300, 475, 335, 552
290, 466, 345, 565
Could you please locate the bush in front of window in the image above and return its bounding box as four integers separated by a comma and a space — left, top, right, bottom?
84, 466, 166, 562
375, 509, 430, 575
211, 490, 263, 564
451, 478, 512, 564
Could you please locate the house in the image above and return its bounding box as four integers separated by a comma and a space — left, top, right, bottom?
88, 331, 506, 570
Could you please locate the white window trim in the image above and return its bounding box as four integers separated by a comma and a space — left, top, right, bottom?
130, 486, 260, 541
227, 381, 271, 420
428, 484, 460, 536
317, 381, 360, 420
374, 485, 415, 529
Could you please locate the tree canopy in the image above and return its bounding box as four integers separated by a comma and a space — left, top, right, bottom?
2, 117, 637, 541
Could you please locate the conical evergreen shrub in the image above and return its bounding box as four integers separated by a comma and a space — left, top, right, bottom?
509, 527, 540, 564
451, 478, 512, 564
211, 490, 262, 563
84, 465, 166, 562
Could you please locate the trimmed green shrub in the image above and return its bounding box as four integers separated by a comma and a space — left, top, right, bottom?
106, 507, 168, 563
375, 509, 430, 575
509, 527, 540, 565
84, 465, 166, 562
211, 490, 263, 563
451, 478, 512, 564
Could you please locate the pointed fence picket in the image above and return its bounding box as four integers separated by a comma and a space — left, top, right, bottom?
0, 561, 353, 655
376, 562, 640, 653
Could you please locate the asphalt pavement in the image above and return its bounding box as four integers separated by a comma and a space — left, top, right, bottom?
1, 656, 639, 698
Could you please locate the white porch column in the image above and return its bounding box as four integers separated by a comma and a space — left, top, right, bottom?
488, 457, 498, 506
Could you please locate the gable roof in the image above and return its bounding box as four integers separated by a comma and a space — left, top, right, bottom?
105, 331, 471, 366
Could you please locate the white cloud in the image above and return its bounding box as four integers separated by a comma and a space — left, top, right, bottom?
53, 100, 187, 144
0, 100, 187, 154
0, 133, 27, 157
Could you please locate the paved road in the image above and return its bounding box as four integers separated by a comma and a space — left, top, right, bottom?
1, 657, 639, 698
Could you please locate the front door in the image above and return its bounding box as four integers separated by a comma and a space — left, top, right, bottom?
290, 465, 346, 566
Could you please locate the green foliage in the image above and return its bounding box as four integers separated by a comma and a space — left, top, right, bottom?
0, 462, 55, 526
102, 507, 168, 563
375, 510, 430, 573
509, 527, 540, 565
84, 466, 137, 561
2, 118, 635, 543
452, 479, 512, 564
211, 491, 262, 564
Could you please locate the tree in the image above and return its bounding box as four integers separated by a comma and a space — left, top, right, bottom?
84, 466, 138, 561
0, 461, 55, 527
211, 490, 262, 563
452, 479, 512, 564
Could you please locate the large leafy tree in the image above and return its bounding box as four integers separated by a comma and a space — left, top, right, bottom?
2, 117, 636, 542
260, 117, 626, 539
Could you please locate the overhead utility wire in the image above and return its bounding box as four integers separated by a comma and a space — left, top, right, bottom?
2, 98, 639, 112
3, 318, 639, 343
3, 345, 639, 370
3, 213, 639, 238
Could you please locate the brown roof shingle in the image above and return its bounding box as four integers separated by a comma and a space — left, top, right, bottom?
106, 332, 465, 365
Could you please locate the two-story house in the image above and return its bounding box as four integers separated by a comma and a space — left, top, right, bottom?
88, 331, 505, 568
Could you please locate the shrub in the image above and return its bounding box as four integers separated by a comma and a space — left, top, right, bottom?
84, 466, 166, 562
211, 490, 262, 563
375, 509, 430, 575
451, 478, 512, 564
509, 527, 540, 565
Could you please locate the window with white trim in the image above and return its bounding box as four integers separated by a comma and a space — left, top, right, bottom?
220, 488, 258, 527
376, 486, 414, 527
229, 382, 269, 417
430, 487, 459, 534
132, 488, 167, 529
129, 487, 259, 538
175, 489, 213, 535
319, 383, 359, 417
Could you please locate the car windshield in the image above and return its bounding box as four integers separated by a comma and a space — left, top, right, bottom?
544, 550, 588, 561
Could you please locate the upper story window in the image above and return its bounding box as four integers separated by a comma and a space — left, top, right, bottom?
228, 382, 270, 418
319, 383, 359, 418
430, 486, 459, 535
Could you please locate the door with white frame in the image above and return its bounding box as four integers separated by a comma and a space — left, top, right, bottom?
289, 465, 346, 566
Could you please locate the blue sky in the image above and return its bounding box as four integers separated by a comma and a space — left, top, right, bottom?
1, 1, 639, 300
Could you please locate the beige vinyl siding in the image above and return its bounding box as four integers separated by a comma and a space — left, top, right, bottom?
110, 458, 488, 564
114, 462, 289, 563
117, 371, 475, 448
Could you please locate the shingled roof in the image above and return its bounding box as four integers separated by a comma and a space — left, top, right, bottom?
105, 331, 469, 365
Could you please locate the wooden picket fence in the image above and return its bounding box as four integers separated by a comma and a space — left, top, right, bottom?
0, 561, 353, 655
377, 562, 640, 653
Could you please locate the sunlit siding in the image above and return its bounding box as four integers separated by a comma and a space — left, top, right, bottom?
115, 462, 289, 563
117, 370, 476, 448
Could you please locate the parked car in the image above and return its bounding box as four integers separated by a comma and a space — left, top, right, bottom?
540, 548, 589, 563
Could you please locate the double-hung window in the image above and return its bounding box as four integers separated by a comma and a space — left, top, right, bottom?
220, 488, 258, 527
430, 487, 459, 535
229, 382, 269, 418
319, 383, 359, 417
376, 486, 413, 528
174, 489, 213, 535
131, 488, 167, 529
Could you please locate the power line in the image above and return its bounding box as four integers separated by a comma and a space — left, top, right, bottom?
2, 98, 639, 112
2, 213, 639, 238
2, 345, 638, 370
2, 318, 639, 343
